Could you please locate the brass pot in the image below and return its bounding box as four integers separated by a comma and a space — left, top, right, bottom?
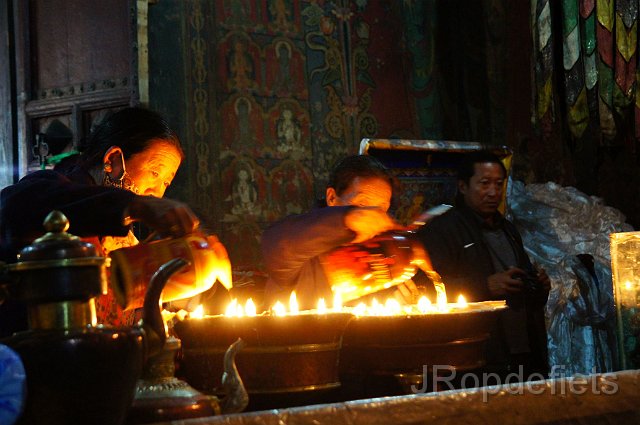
340, 301, 507, 376
174, 313, 353, 395
0, 211, 170, 425
127, 336, 247, 424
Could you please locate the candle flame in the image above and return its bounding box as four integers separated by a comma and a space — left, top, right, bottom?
161, 309, 174, 323
176, 309, 188, 321
317, 298, 327, 314
191, 304, 204, 319
272, 301, 286, 316
246, 298, 257, 317
215, 278, 461, 318
289, 291, 299, 314
384, 298, 401, 315
417, 296, 432, 313
333, 292, 343, 312
353, 302, 367, 316
225, 299, 238, 317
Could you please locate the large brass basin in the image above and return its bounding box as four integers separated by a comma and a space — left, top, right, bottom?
174, 313, 353, 395
340, 301, 507, 376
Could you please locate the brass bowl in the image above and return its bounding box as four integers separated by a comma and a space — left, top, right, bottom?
340, 301, 507, 376
174, 312, 354, 395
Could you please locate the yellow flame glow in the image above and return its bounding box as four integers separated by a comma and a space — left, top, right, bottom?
333, 292, 343, 312
225, 299, 238, 317
191, 304, 204, 319
417, 296, 432, 313
289, 291, 299, 314
161, 309, 174, 323
317, 298, 327, 314
272, 301, 286, 316
246, 298, 257, 317
384, 298, 401, 315
353, 302, 367, 316
206, 279, 472, 319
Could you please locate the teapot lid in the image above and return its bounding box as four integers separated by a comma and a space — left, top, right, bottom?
7, 210, 108, 272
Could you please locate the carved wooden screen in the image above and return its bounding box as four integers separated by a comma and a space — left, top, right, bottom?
12, 0, 138, 177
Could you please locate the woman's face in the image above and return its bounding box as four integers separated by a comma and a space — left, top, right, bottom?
125, 140, 182, 197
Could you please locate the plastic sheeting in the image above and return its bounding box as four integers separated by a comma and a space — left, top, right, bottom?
507, 180, 633, 375
0, 344, 26, 425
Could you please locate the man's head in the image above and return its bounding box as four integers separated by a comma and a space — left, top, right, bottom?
457, 151, 507, 218
326, 155, 394, 211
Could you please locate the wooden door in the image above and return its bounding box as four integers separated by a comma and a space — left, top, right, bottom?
10, 0, 139, 178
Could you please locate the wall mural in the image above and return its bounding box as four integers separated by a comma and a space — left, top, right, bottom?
155, 0, 619, 296
175, 0, 417, 286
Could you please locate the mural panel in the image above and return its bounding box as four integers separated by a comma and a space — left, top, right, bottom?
158, 0, 418, 289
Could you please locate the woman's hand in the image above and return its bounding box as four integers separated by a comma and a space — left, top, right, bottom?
125, 195, 200, 237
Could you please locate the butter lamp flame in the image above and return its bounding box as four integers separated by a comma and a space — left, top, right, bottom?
245, 298, 257, 317
333, 292, 343, 312
417, 296, 431, 313
272, 301, 286, 316
289, 291, 299, 314
317, 298, 327, 314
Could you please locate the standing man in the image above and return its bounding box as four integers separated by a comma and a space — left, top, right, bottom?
416, 150, 550, 379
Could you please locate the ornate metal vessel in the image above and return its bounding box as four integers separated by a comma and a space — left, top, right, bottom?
0, 211, 168, 425
173, 313, 353, 400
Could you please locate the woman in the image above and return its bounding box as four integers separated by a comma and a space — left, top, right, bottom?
0, 107, 200, 332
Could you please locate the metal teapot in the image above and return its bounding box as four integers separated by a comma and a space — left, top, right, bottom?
0, 211, 240, 425
108, 231, 232, 311
126, 259, 248, 424
320, 205, 451, 303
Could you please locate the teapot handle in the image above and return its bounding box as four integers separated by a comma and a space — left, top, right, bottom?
142, 258, 190, 358
219, 338, 248, 414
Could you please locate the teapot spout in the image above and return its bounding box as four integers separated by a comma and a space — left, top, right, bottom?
142, 258, 190, 358
219, 338, 248, 414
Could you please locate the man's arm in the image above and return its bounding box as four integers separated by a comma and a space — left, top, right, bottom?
261, 206, 355, 289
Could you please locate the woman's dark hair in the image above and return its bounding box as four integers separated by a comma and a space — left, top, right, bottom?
327, 154, 394, 195
55, 107, 183, 172
456, 150, 507, 184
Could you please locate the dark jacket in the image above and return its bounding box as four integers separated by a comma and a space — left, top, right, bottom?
261, 206, 355, 310
0, 167, 136, 262
416, 204, 539, 305
416, 203, 549, 375
0, 167, 136, 337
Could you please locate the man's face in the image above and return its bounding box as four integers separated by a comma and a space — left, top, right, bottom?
459, 162, 505, 217
326, 176, 392, 212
